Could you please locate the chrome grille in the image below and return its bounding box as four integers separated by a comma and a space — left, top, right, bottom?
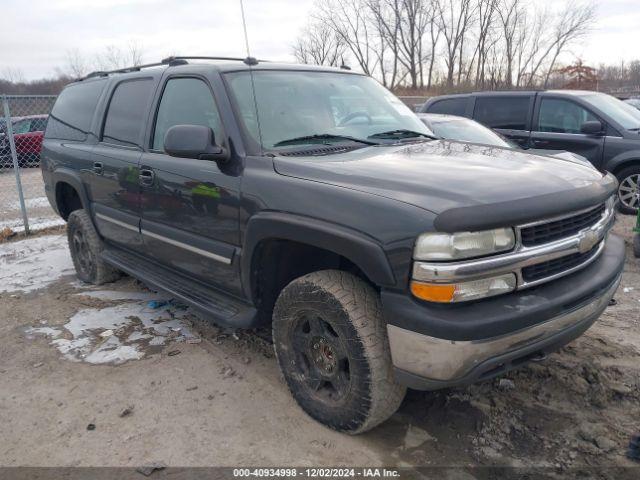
522, 244, 601, 282
520, 203, 606, 247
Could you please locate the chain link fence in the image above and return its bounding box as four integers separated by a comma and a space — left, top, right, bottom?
1, 94, 63, 235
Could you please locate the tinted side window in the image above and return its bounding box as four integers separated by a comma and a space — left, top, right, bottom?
537, 98, 598, 134
427, 97, 467, 116
31, 118, 48, 132
473, 96, 530, 130
102, 79, 154, 147
45, 80, 106, 141
152, 78, 223, 151
12, 120, 30, 134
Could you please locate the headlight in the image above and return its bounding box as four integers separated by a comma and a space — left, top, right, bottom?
414, 228, 515, 261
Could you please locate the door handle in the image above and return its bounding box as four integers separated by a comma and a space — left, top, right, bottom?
93, 162, 103, 175
531, 139, 550, 147
139, 168, 155, 186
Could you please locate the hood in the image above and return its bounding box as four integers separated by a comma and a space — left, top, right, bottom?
273, 140, 608, 216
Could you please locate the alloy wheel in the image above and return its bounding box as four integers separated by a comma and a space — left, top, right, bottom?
618, 173, 640, 210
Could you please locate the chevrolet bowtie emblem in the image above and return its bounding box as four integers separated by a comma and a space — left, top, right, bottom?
578, 231, 599, 254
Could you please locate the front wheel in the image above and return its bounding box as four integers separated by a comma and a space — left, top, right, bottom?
615, 166, 640, 214
272, 270, 406, 434
67, 209, 122, 284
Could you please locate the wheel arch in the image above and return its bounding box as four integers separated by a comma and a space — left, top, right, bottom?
52, 168, 91, 221
242, 212, 397, 321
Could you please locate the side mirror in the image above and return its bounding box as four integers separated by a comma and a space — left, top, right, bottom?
580, 120, 604, 135
164, 124, 229, 162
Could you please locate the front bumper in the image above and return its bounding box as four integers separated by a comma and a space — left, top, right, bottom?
384, 234, 625, 390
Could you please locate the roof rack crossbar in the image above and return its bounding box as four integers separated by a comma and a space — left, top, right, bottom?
81, 55, 266, 81
162, 56, 266, 65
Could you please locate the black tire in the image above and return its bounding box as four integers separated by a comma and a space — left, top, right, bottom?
273, 270, 406, 434
615, 166, 640, 215
67, 209, 121, 284
634, 234, 640, 258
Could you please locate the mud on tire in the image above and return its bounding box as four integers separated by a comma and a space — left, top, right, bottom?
272, 270, 406, 434
67, 209, 122, 285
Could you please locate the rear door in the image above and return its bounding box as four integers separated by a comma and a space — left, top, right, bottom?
529, 95, 605, 168
138, 74, 241, 293
90, 77, 157, 252
472, 94, 534, 148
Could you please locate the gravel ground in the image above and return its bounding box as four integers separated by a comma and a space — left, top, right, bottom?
0, 216, 638, 478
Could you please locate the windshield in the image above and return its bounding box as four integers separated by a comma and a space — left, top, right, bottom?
581, 93, 640, 130
427, 116, 514, 148
224, 70, 432, 150
625, 98, 640, 110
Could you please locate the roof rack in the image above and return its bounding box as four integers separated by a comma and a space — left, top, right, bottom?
81, 55, 264, 81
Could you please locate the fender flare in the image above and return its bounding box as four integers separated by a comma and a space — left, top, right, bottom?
51, 167, 92, 219
241, 212, 397, 299
603, 151, 640, 175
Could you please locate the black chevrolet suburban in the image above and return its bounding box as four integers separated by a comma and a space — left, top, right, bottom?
421, 90, 640, 213
42, 57, 625, 434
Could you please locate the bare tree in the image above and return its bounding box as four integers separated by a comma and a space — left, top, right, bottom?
65, 48, 90, 78
293, 21, 346, 66
95, 41, 145, 71
542, 1, 597, 87
315, 0, 378, 75
435, 0, 474, 87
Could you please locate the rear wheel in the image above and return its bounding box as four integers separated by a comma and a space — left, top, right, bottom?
615, 166, 640, 214
272, 270, 405, 434
67, 210, 122, 284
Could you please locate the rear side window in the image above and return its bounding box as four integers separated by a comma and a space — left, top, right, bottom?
45, 80, 106, 141
12, 120, 30, 134
102, 79, 154, 147
427, 97, 467, 116
31, 118, 48, 132
473, 96, 530, 130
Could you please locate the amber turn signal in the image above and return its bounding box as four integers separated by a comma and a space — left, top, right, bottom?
410, 281, 456, 303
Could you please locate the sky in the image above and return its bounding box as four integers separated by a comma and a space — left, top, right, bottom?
1, 0, 639, 80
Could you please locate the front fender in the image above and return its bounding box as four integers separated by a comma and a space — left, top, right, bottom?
603, 149, 640, 173
241, 211, 396, 299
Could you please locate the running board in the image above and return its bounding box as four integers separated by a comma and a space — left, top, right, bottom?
101, 247, 257, 328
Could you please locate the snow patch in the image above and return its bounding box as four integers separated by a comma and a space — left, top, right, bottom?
75, 290, 158, 301
26, 299, 197, 365
0, 234, 74, 293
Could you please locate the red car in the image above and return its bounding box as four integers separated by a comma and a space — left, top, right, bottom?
1, 115, 48, 167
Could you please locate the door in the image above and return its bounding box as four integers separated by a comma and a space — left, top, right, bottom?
472, 95, 533, 147
138, 76, 241, 293
529, 96, 605, 167
90, 77, 156, 252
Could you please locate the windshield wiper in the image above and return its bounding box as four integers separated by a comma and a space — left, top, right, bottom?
368, 129, 438, 140
273, 133, 379, 147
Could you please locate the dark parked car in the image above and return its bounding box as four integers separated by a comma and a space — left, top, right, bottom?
42, 57, 624, 433
421, 90, 640, 213
417, 112, 592, 166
